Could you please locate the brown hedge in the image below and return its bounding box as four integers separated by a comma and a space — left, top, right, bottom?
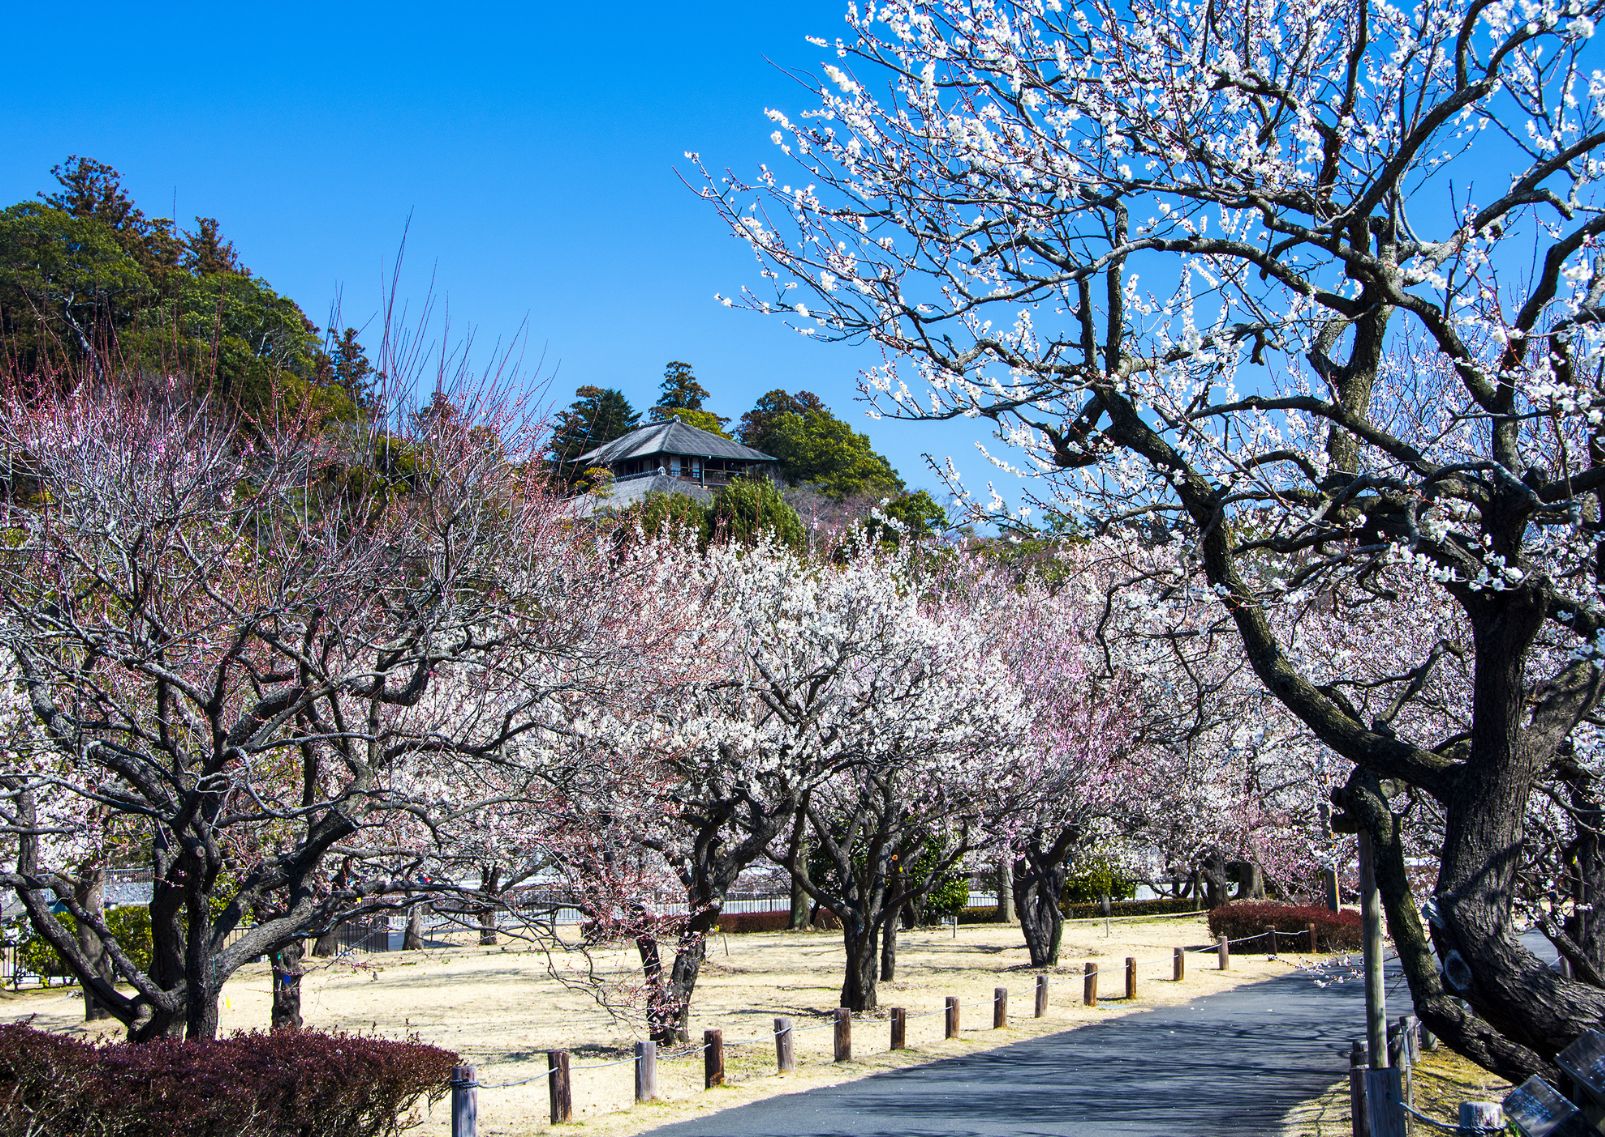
1206, 900, 1362, 952
0, 1022, 456, 1137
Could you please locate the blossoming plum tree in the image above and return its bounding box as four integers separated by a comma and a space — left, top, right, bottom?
0, 381, 616, 1041
700, 0, 1605, 1077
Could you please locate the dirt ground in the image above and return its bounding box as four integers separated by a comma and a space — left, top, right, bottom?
5, 913, 1318, 1137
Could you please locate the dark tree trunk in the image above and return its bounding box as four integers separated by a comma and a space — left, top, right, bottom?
840, 914, 881, 1011
1014, 854, 1068, 969
787, 811, 811, 931
1197, 850, 1229, 909
995, 860, 1016, 924
636, 907, 717, 1047
403, 904, 425, 951
477, 866, 502, 946
1228, 860, 1266, 900
880, 917, 898, 981
311, 924, 341, 957
73, 867, 114, 1022
1559, 765, 1605, 974
270, 940, 305, 1031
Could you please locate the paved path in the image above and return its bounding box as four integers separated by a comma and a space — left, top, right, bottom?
642, 968, 1369, 1136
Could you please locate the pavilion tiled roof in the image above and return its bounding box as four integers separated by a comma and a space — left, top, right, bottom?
576, 420, 777, 468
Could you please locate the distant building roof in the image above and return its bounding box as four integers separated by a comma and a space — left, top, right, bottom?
577, 420, 777, 468
562, 473, 716, 519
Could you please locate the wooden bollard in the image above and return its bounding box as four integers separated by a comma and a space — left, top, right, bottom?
993, 987, 1008, 1028
773, 1016, 794, 1073
451, 1064, 478, 1137
1347, 1040, 1367, 1137
833, 1008, 851, 1062
548, 1050, 572, 1125
1173, 946, 1185, 982
634, 1041, 657, 1102
1266, 926, 1278, 959
704, 1029, 724, 1088
1083, 962, 1098, 1007
944, 996, 960, 1038
890, 1007, 906, 1050
1034, 974, 1048, 1018
1125, 957, 1137, 1000
1307, 922, 1319, 953
1217, 935, 1230, 970
1460, 1102, 1505, 1131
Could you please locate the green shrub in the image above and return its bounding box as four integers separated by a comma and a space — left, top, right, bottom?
708, 477, 806, 550
1061, 857, 1138, 905
923, 874, 970, 921
15, 906, 154, 980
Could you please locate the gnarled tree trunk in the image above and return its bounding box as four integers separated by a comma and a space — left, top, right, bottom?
73, 866, 114, 1022
270, 940, 305, 1031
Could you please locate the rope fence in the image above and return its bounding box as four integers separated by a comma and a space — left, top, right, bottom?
445, 918, 1338, 1135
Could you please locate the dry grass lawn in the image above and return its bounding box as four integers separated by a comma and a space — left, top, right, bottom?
5, 914, 1318, 1137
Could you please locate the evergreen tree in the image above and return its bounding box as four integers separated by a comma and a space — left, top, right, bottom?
650, 360, 726, 428
737, 389, 903, 499
736, 388, 826, 448
42, 156, 145, 235
329, 327, 378, 409
549, 385, 640, 480
183, 217, 241, 276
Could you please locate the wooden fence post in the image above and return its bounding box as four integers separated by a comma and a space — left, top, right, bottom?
704, 1030, 724, 1088
1034, 974, 1048, 1018
1173, 947, 1185, 981
1266, 926, 1278, 959
994, 987, 1008, 1029
1460, 1102, 1505, 1131
890, 1007, 906, 1050
944, 996, 960, 1039
1083, 962, 1098, 1007
451, 1064, 477, 1137
1348, 1041, 1367, 1137
1218, 935, 1230, 970
1308, 922, 1319, 953
833, 1008, 851, 1062
1361, 1068, 1406, 1137
1125, 957, 1137, 1000
548, 1050, 572, 1125
634, 1041, 657, 1102
774, 1017, 794, 1073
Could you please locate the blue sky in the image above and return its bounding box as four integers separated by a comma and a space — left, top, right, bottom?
2, 1, 987, 496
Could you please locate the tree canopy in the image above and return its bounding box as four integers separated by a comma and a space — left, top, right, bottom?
549, 385, 641, 481
701, 0, 1605, 1082
0, 156, 368, 423
737, 388, 902, 499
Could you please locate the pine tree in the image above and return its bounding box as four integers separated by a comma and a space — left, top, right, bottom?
330, 327, 378, 409
650, 360, 724, 426
183, 217, 241, 276
549, 385, 640, 480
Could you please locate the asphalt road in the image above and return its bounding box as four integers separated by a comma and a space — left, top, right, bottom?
641, 967, 1369, 1137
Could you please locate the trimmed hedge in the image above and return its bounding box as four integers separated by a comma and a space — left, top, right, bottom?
959, 896, 1200, 924
0, 1023, 456, 1137
1063, 896, 1199, 920
713, 908, 840, 934
1206, 900, 1362, 952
